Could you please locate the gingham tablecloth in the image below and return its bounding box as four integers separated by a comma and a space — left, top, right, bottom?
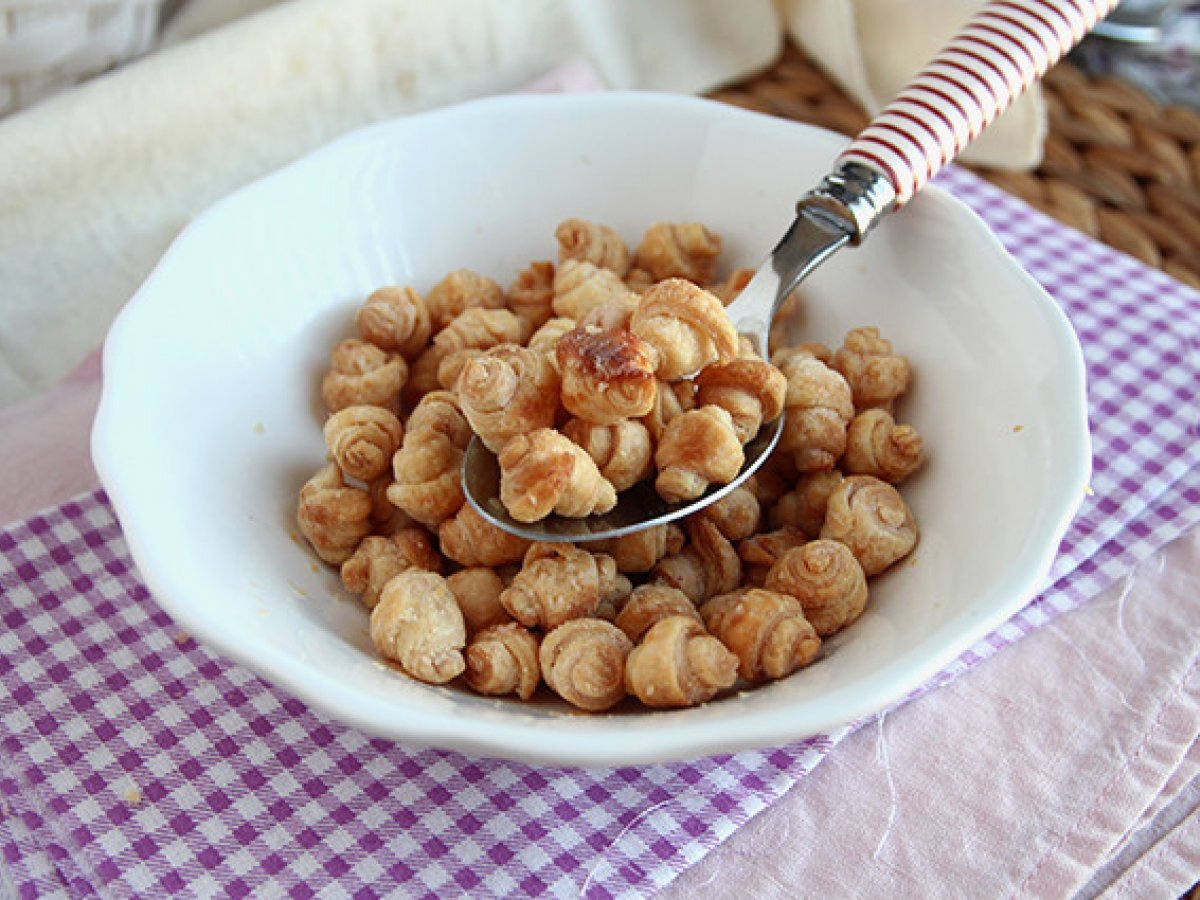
1, 167, 1197, 898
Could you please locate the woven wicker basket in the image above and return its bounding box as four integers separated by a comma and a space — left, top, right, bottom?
0, 0, 162, 116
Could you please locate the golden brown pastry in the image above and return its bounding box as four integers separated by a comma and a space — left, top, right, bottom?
591, 523, 685, 574
369, 571, 466, 684
446, 567, 512, 635
540, 618, 633, 712
340, 529, 442, 609
634, 222, 723, 284
561, 417, 654, 492
700, 588, 821, 683
297, 464, 373, 565
506, 260, 556, 338
454, 345, 561, 453
577, 292, 641, 333
694, 357, 788, 444
630, 279, 739, 381
775, 348, 854, 471
831, 326, 912, 413
555, 218, 631, 275
321, 339, 407, 414
820, 475, 918, 575
465, 622, 541, 700
640, 378, 695, 442
526, 316, 577, 363
552, 260, 631, 320
386, 390, 471, 528
765, 541, 868, 636
738, 526, 809, 586
769, 470, 845, 537
355, 286, 432, 359
366, 476, 417, 535
624, 267, 656, 294
499, 542, 630, 630
651, 518, 741, 604
843, 409, 924, 483
432, 308, 524, 390
709, 267, 756, 305
437, 503, 532, 568
424, 269, 506, 332
498, 428, 617, 522
402, 347, 445, 407
323, 405, 404, 482
625, 615, 739, 708
699, 485, 761, 542
654, 406, 745, 503
556, 326, 658, 424
613, 584, 701, 643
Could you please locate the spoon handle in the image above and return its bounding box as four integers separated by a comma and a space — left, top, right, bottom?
837, 0, 1119, 209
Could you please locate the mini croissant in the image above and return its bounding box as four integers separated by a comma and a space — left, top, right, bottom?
651, 517, 742, 604
526, 316, 577, 362
770, 470, 845, 537
843, 409, 924, 483
832, 327, 912, 414
700, 588, 821, 683
340, 529, 442, 609
555, 218, 631, 275
506, 260, 556, 337
321, 339, 407, 414
698, 485, 761, 542
370, 571, 466, 684
613, 584, 701, 643
738, 526, 809, 587
297, 464, 373, 565
552, 260, 631, 321
556, 326, 658, 425
630, 279, 739, 381
765, 540, 869, 637
500, 542, 630, 630
355, 286, 432, 359
592, 523, 685, 574
634, 222, 723, 284
446, 567, 512, 635
640, 378, 695, 442
694, 357, 788, 444
775, 348, 854, 472
498, 428, 617, 522
437, 503, 532, 568
323, 405, 404, 483
561, 417, 654, 493
655, 406, 745, 503
465, 623, 541, 700
540, 618, 633, 712
455, 345, 561, 453
386, 390, 471, 528
820, 475, 918, 576
625, 615, 739, 708
424, 269, 506, 331
432, 308, 524, 390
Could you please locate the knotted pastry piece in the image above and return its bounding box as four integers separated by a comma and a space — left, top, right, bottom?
641, 379, 695, 442
765, 541, 869, 637
498, 428, 617, 522
446, 567, 512, 635
386, 390, 471, 528
500, 542, 630, 630
552, 260, 631, 320
700, 588, 821, 683
775, 348, 854, 472
832, 327, 912, 414
625, 616, 739, 708
355, 286, 431, 359
369, 571, 465, 684
340, 529, 442, 609
592, 523, 684, 574
655, 406, 745, 504
738, 526, 809, 586
431, 308, 524, 390
556, 326, 657, 425
634, 222, 723, 284
561, 418, 654, 492
297, 464, 373, 565
630, 279, 738, 381
820, 475, 918, 576
465, 623, 541, 700
321, 339, 407, 414
438, 503, 532, 568
694, 357, 787, 444
540, 619, 633, 712
323, 405, 404, 482
770, 470, 845, 537
527, 316, 576, 362
506, 260, 556, 337
577, 292, 641, 334
455, 345, 561, 453
613, 584, 700, 643
555, 218, 631, 275
424, 269, 506, 331
843, 409, 924, 483
698, 485, 761, 542
651, 517, 741, 604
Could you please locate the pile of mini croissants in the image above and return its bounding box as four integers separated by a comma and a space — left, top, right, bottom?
297, 219, 923, 712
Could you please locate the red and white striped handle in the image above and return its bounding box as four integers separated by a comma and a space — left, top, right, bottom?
838, 0, 1120, 206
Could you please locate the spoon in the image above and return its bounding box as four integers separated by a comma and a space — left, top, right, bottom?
465, 0, 1119, 543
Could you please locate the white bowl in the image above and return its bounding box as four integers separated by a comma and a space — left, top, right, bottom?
92, 93, 1091, 766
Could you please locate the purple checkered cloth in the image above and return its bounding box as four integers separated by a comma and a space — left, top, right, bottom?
1, 167, 1198, 898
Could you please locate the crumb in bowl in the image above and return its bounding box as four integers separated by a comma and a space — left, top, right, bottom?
296, 219, 925, 712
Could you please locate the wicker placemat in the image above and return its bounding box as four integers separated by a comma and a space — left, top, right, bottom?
711, 45, 1200, 290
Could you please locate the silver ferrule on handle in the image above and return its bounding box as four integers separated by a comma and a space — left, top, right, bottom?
796, 161, 897, 245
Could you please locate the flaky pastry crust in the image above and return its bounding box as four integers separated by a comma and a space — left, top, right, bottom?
592, 523, 684, 574
700, 588, 821, 683
561, 417, 654, 493
465, 623, 541, 700
832, 327, 912, 414
386, 390, 471, 528
446, 567, 512, 635
297, 464, 373, 565
625, 615, 738, 708
540, 618, 633, 712
437, 503, 532, 568
552, 260, 630, 321
694, 357, 788, 444
651, 518, 741, 604
323, 405, 403, 483
654, 406, 745, 503
424, 269, 506, 331
843, 409, 924, 483
765, 541, 868, 637
613, 584, 700, 643
820, 475, 918, 575
340, 529, 442, 609
775, 350, 854, 472
455, 345, 561, 453
370, 571, 465, 684
556, 326, 657, 425
321, 339, 407, 414
355, 286, 432, 359
630, 279, 738, 381
555, 218, 631, 275
506, 260, 556, 337
498, 428, 617, 522
770, 470, 845, 537
633, 222, 723, 284
499, 542, 630, 630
